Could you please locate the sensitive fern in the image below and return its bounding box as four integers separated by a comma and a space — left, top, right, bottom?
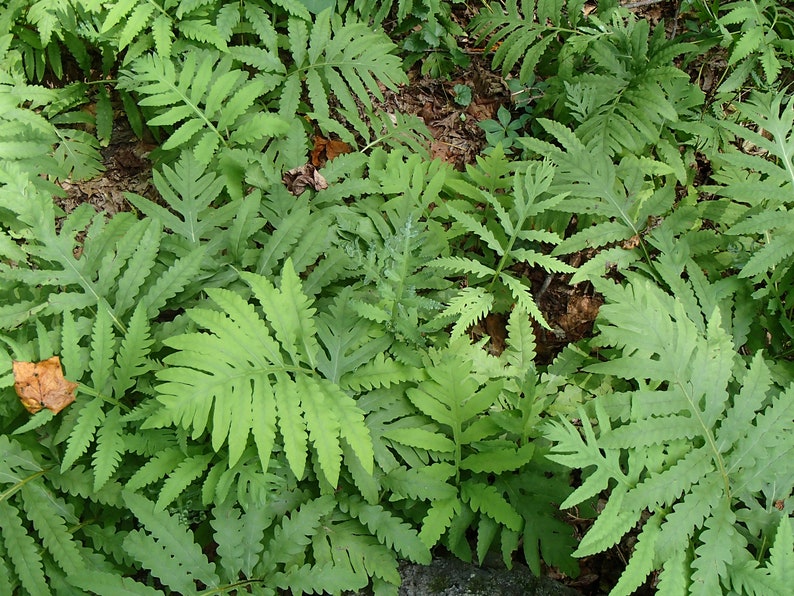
153, 259, 374, 487
433, 158, 573, 332
546, 269, 794, 595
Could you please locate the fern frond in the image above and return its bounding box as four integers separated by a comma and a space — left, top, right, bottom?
125, 447, 185, 492
123, 492, 220, 593
20, 485, 85, 575
67, 570, 165, 595
547, 265, 794, 591
155, 452, 213, 510
285, 10, 407, 140
126, 151, 228, 245
461, 481, 522, 532
92, 406, 125, 491
60, 398, 104, 472
0, 500, 50, 595
342, 495, 432, 564
156, 261, 373, 483
266, 494, 336, 568
210, 498, 269, 579
419, 497, 460, 548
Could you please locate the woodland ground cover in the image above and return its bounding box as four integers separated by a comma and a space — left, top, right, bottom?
0, 0, 792, 594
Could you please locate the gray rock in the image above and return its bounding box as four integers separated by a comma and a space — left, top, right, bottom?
397, 557, 581, 596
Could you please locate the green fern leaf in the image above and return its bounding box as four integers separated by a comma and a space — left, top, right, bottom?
177, 18, 227, 50
113, 222, 162, 319
119, 3, 155, 49
575, 487, 640, 557
690, 501, 740, 595
61, 397, 104, 472
610, 512, 662, 596
112, 305, 154, 399
654, 475, 721, 560
384, 427, 456, 453
92, 406, 125, 491
101, 0, 136, 33
255, 198, 311, 276
286, 10, 406, 138
461, 481, 522, 531
0, 500, 50, 595
420, 497, 461, 548
267, 495, 336, 567
139, 246, 207, 318
90, 306, 115, 395
343, 496, 432, 564
155, 452, 213, 510
383, 464, 457, 502
501, 307, 537, 370
340, 352, 419, 391
431, 256, 497, 278
151, 14, 173, 58
20, 485, 85, 575
0, 552, 13, 596
273, 562, 364, 594
297, 374, 341, 487
437, 286, 494, 339
272, 0, 311, 19
210, 499, 268, 579
274, 374, 309, 480
460, 443, 534, 474
68, 570, 165, 595
242, 259, 319, 368
767, 516, 794, 584
727, 388, 794, 496
123, 492, 220, 593
125, 447, 185, 492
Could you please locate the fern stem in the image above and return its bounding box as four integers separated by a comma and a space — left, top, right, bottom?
199, 578, 264, 595
0, 468, 49, 503
76, 384, 129, 412
676, 380, 732, 501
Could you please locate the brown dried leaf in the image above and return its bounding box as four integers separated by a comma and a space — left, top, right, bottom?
311, 136, 351, 167
13, 356, 78, 414
282, 164, 329, 196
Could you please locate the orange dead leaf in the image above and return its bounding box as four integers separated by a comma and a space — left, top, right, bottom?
13, 356, 78, 414
311, 136, 351, 167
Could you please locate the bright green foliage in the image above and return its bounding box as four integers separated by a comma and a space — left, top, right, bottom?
155, 259, 374, 486
546, 269, 794, 595
715, 0, 794, 91
1, 0, 793, 593
704, 90, 794, 355
554, 16, 696, 156
119, 49, 291, 166
433, 157, 573, 331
